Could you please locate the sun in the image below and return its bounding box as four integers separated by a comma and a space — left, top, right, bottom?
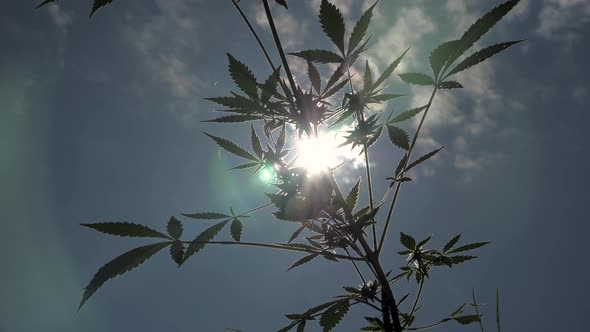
294, 127, 363, 176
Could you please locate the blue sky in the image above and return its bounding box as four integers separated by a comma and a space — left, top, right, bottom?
1, 0, 589, 331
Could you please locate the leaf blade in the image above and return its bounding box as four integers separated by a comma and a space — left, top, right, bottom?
81, 222, 170, 240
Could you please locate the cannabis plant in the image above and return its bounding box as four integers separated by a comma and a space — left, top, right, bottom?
37, 0, 523, 331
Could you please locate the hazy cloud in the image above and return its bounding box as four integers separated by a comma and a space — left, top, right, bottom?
536, 0, 590, 43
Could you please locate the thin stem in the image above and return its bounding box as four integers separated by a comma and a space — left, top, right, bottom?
180, 240, 365, 261
261, 0, 297, 94
472, 288, 485, 332
402, 278, 425, 329
235, 202, 273, 218
496, 288, 501, 332
344, 246, 367, 285
406, 319, 451, 331
377, 86, 439, 256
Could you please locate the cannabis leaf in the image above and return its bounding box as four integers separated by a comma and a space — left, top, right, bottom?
372, 47, 409, 90
183, 220, 230, 263
307, 60, 322, 94
319, 0, 346, 54
288, 253, 319, 271
348, 2, 376, 55
446, 40, 524, 78
389, 105, 427, 124
386, 125, 410, 150
400, 232, 416, 250
319, 300, 350, 331
81, 222, 170, 239
404, 146, 444, 172
181, 212, 231, 220
204, 132, 258, 161
166, 216, 183, 240
290, 50, 344, 63
345, 177, 361, 211
227, 53, 258, 99
399, 72, 435, 86
230, 218, 243, 242
170, 241, 184, 267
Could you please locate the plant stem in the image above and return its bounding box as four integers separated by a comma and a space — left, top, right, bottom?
261, 0, 297, 95
402, 277, 425, 329
180, 240, 365, 261
377, 86, 439, 256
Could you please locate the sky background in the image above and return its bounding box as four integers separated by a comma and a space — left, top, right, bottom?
1, 0, 589, 331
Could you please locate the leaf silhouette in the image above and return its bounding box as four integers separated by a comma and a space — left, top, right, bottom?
288, 253, 318, 271
454, 314, 481, 325
348, 2, 376, 55
288, 221, 312, 244
90, 0, 113, 17
229, 162, 260, 171
372, 47, 409, 90
404, 146, 444, 172
399, 72, 435, 86
205, 95, 258, 110
251, 125, 264, 158
451, 255, 477, 264
446, 40, 524, 77
307, 60, 321, 94
183, 220, 230, 263
204, 132, 257, 161
322, 79, 348, 99
260, 67, 281, 103
170, 241, 184, 267
363, 60, 372, 93
230, 218, 243, 242
323, 62, 346, 95
368, 93, 405, 103
389, 105, 427, 123
438, 81, 463, 89
395, 153, 408, 177
36, 0, 59, 9
290, 50, 344, 63
386, 125, 410, 150
448, 242, 490, 254
81, 222, 170, 239
203, 114, 261, 123
400, 232, 416, 250
345, 177, 361, 211
275, 0, 288, 9
429, 40, 461, 79
444, 234, 462, 253
79, 242, 170, 309
445, 0, 521, 71
227, 53, 258, 99
319, 0, 346, 54
181, 212, 231, 220
277, 123, 287, 152
319, 300, 350, 331
166, 216, 183, 240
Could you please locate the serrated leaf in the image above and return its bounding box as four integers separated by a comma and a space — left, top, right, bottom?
170, 241, 184, 266
322, 79, 348, 99
277, 123, 287, 152
323, 62, 346, 95
450, 303, 466, 317
400, 232, 416, 250
395, 153, 408, 177
445, 0, 521, 71
454, 314, 481, 325
251, 125, 264, 158
399, 72, 435, 86
290, 50, 344, 63
416, 235, 432, 249
205, 95, 257, 110
372, 47, 409, 90
348, 2, 376, 55
451, 255, 477, 264
229, 162, 260, 171
79, 242, 170, 309
288, 253, 318, 271
368, 93, 405, 103
444, 234, 461, 253
363, 60, 373, 93
204, 132, 257, 161
404, 146, 444, 172
261, 67, 281, 103
81, 222, 170, 239
230, 218, 243, 242
288, 221, 312, 243
448, 242, 490, 254
183, 220, 229, 263
429, 40, 461, 79
167, 216, 183, 240
330, 108, 355, 127
319, 0, 346, 54
203, 114, 261, 123
90, 0, 114, 17
181, 212, 231, 220
307, 60, 321, 94
389, 105, 427, 123
278, 322, 299, 332
438, 81, 463, 89
386, 125, 410, 150
345, 177, 361, 211
227, 53, 258, 99
319, 300, 350, 331
275, 0, 288, 9
36, 0, 59, 9
446, 40, 523, 77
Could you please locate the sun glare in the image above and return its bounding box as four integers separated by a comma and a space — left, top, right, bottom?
295, 128, 362, 176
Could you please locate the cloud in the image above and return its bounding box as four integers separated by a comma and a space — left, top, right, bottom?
305, 0, 355, 16
254, 4, 309, 49
535, 0, 590, 43
46, 4, 74, 64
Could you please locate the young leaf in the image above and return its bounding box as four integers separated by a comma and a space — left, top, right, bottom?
79, 242, 170, 309
417, 235, 432, 249
183, 220, 230, 263
251, 125, 264, 158
260, 67, 281, 103
170, 241, 184, 267
445, 0, 521, 71
444, 234, 461, 253
429, 40, 461, 79
438, 81, 463, 89
448, 242, 490, 254
362, 60, 373, 93
345, 177, 361, 211
404, 146, 444, 172
203, 114, 261, 123
400, 232, 416, 250
166, 216, 183, 240
389, 105, 427, 123
288, 253, 319, 271
230, 218, 243, 242
319, 0, 346, 54
348, 2, 376, 55
289, 50, 344, 63
81, 222, 170, 239
319, 300, 350, 332
307, 60, 322, 94
227, 53, 258, 99
204, 132, 257, 161
372, 47, 409, 90
181, 212, 231, 220
454, 314, 481, 325
446, 40, 524, 78
386, 125, 410, 150
399, 72, 435, 86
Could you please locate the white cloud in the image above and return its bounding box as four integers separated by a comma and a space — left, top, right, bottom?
536, 0, 590, 42
254, 4, 309, 50
305, 0, 355, 16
